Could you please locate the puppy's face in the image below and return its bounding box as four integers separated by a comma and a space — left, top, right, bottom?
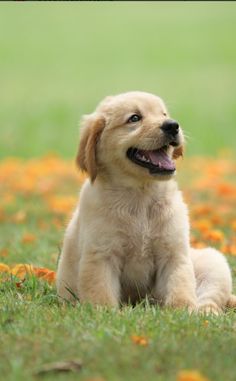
77, 92, 184, 183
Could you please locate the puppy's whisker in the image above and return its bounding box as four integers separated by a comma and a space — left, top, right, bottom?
182, 131, 192, 142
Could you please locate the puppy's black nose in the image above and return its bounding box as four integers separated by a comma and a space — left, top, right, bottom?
161, 120, 179, 137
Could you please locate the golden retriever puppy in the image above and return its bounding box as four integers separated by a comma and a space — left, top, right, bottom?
57, 91, 235, 314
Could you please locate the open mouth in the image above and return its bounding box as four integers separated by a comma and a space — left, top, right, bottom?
127, 144, 177, 175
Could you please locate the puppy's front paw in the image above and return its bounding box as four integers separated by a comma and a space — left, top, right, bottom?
165, 297, 197, 313
198, 302, 222, 316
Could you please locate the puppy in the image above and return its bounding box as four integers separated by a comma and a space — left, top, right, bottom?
57, 91, 235, 314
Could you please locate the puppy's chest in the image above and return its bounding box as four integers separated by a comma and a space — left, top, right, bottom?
109, 194, 174, 288
119, 206, 164, 288
117, 199, 171, 259
124, 218, 154, 258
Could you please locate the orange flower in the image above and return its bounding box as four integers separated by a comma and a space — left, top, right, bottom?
177, 370, 210, 381
0, 209, 6, 222
41, 270, 56, 284
231, 219, 236, 232
210, 214, 223, 225
52, 218, 64, 229
12, 210, 27, 223
46, 195, 77, 214
192, 205, 213, 216
0, 194, 15, 207
11, 264, 34, 279
0, 263, 10, 273
21, 233, 36, 244
0, 248, 9, 258
0, 154, 235, 289
37, 220, 49, 230
192, 219, 212, 233
33, 267, 56, 284
191, 241, 207, 249
0, 262, 56, 284
131, 335, 149, 346
221, 244, 236, 256
203, 229, 224, 243
216, 183, 236, 197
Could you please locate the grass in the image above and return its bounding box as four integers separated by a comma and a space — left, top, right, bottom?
2, 280, 236, 381
0, 2, 236, 157
0, 155, 236, 381
1, 2, 236, 381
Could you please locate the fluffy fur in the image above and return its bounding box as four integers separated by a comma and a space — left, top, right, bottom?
57, 91, 235, 314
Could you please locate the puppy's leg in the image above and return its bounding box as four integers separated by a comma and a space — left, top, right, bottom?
78, 256, 120, 307
154, 256, 197, 311
56, 211, 80, 303
191, 247, 233, 315
57, 249, 79, 303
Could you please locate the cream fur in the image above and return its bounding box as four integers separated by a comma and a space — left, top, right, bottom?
57, 91, 235, 314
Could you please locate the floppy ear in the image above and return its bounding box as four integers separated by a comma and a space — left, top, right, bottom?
173, 145, 184, 160
76, 114, 105, 182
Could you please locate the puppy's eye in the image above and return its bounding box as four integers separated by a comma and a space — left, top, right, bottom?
127, 114, 142, 123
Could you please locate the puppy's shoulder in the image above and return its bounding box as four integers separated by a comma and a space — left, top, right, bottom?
79, 178, 109, 217
80, 179, 99, 206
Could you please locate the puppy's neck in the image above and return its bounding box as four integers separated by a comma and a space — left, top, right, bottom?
94, 172, 178, 196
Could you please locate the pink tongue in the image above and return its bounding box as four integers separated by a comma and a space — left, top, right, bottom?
147, 149, 175, 170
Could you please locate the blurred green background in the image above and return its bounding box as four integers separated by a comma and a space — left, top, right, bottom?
0, 1, 236, 158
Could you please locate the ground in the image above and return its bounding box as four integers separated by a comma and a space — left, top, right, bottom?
0, 3, 236, 381
0, 155, 236, 381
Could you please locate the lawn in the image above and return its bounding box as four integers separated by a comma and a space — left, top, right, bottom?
0, 155, 236, 381
0, 2, 236, 157
0, 2, 236, 381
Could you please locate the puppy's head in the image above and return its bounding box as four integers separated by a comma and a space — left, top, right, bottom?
77, 91, 184, 183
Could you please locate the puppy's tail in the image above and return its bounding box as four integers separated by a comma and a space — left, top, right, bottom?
226, 294, 236, 308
